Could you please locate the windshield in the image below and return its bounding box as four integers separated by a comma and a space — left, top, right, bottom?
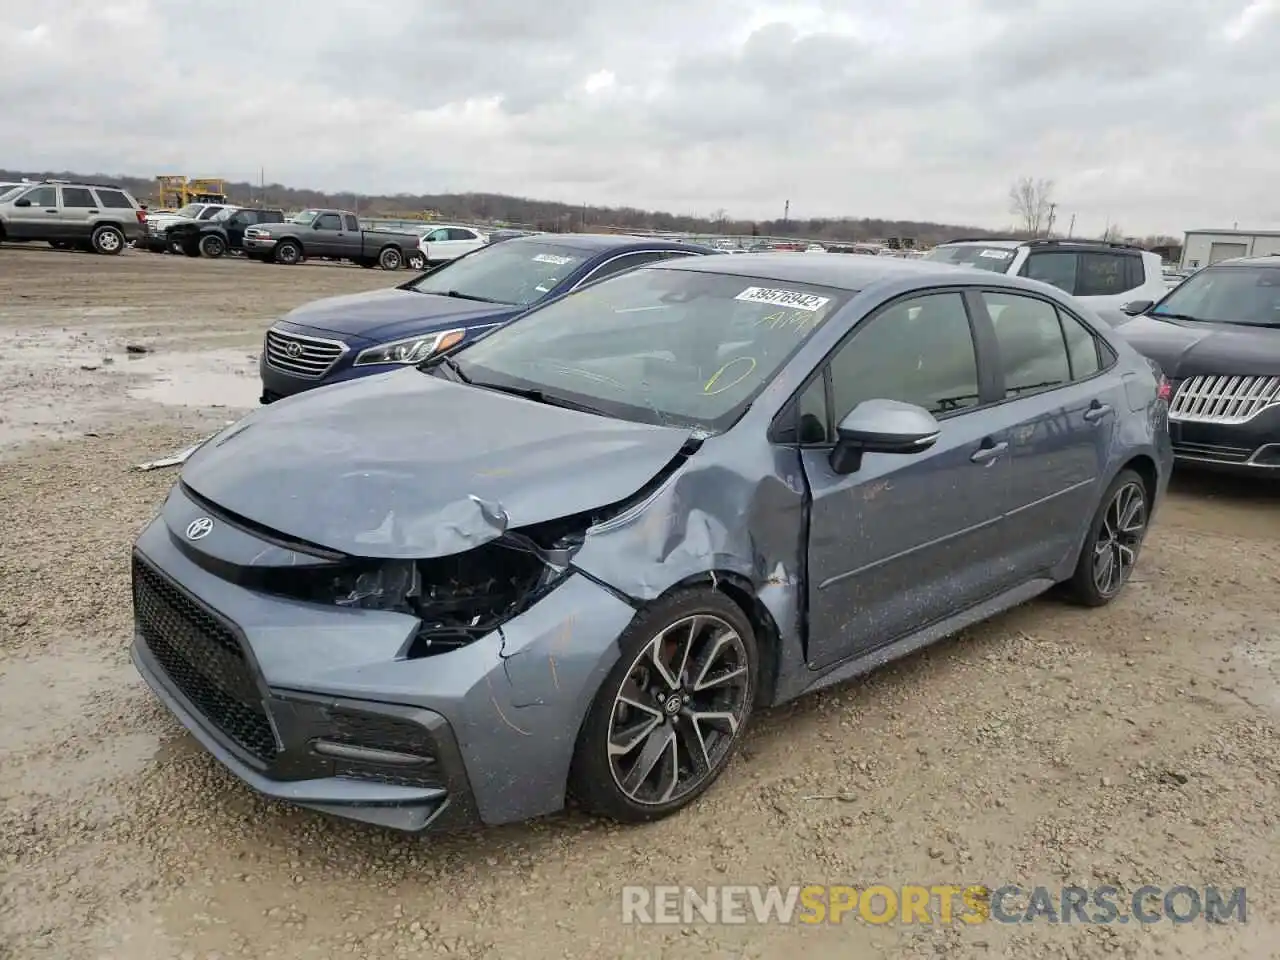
0, 186, 23, 203
447, 266, 851, 431
172, 204, 205, 219
291, 209, 320, 225
407, 239, 589, 306
922, 245, 1016, 274
1151, 265, 1280, 327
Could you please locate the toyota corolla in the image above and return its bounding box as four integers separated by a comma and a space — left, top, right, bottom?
131, 255, 1171, 832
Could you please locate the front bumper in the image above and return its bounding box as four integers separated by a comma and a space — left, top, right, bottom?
1169, 407, 1280, 473
129, 507, 635, 830
243, 236, 278, 257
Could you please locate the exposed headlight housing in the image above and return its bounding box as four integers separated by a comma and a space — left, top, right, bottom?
353, 328, 466, 366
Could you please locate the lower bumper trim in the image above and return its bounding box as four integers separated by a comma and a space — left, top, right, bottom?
131, 638, 473, 832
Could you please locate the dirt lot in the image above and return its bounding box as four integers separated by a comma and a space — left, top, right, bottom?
2, 244, 1279, 960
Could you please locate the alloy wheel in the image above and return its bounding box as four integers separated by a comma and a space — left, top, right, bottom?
1092, 481, 1146, 597
97, 230, 121, 253
607, 614, 750, 806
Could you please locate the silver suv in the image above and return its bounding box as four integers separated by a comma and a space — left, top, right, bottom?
0, 180, 145, 255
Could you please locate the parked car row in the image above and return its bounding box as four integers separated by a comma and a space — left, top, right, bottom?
131, 239, 1217, 838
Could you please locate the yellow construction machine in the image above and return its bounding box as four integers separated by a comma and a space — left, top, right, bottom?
154, 175, 229, 210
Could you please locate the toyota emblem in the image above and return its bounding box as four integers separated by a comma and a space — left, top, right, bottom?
286, 341, 303, 358
185, 517, 214, 540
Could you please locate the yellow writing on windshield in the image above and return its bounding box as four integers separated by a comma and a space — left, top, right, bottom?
754, 310, 824, 334
704, 356, 757, 395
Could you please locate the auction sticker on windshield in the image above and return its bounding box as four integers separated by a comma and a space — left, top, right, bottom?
735, 287, 832, 312
533, 253, 575, 265
979, 249, 1013, 259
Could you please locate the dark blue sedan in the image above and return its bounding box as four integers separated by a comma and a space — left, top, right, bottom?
259, 233, 713, 402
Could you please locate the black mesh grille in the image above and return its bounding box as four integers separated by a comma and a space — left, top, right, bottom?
132, 555, 277, 764
328, 710, 437, 757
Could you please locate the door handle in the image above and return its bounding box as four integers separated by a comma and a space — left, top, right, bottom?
45, 209, 58, 214
970, 440, 1008, 463
88, 209, 99, 213
1083, 402, 1113, 423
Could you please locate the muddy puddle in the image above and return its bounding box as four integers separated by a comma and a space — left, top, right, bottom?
0, 326, 259, 448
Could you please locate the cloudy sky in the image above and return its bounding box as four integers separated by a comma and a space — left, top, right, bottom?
3, 0, 1278, 235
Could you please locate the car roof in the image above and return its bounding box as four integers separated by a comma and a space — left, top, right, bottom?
510, 233, 707, 254
648, 251, 977, 292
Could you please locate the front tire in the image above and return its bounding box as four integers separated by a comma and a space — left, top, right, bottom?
91, 225, 125, 255
1064, 469, 1150, 607
199, 234, 226, 258
406, 251, 426, 271
274, 240, 301, 265
569, 588, 757, 823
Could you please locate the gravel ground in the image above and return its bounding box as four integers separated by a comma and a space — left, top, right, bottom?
2, 244, 1279, 960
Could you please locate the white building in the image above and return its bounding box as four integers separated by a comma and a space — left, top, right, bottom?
1181, 229, 1280, 270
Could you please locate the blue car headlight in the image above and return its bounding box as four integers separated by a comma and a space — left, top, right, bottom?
353, 328, 466, 366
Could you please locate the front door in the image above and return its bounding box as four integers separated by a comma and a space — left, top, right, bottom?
310, 212, 349, 256
975, 289, 1123, 573
801, 290, 1014, 669
8, 185, 60, 240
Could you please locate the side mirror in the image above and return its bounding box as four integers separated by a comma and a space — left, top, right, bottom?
13, 198, 31, 207
829, 399, 940, 475
1121, 299, 1154, 316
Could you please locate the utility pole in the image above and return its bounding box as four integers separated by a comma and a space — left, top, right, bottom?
1067, 213, 1075, 238
1046, 202, 1057, 238
783, 199, 790, 224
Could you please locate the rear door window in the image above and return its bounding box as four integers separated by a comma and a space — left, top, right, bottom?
60, 187, 97, 208
1076, 252, 1133, 297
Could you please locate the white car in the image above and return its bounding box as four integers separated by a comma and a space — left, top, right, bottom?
417, 225, 488, 265
922, 239, 1169, 312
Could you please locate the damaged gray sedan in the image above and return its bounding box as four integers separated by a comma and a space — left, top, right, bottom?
131, 254, 1172, 831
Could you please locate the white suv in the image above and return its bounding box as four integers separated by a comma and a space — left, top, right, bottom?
923, 239, 1169, 311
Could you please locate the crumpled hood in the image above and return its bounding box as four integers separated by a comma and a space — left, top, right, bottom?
280, 287, 514, 339
179, 368, 693, 559
1113, 314, 1280, 378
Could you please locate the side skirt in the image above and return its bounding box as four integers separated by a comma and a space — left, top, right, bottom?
794, 577, 1057, 699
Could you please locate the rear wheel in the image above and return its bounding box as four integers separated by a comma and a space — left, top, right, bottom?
91, 225, 125, 255
569, 588, 757, 822
199, 234, 226, 258
274, 240, 301, 265
378, 246, 403, 270
1064, 469, 1149, 607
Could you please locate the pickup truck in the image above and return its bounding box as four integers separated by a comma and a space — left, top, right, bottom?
166, 206, 287, 258
242, 208, 421, 269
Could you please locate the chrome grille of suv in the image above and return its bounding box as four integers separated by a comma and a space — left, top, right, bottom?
1169, 375, 1280, 424
263, 329, 345, 378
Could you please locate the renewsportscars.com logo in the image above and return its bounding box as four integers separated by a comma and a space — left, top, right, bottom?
621, 884, 1248, 926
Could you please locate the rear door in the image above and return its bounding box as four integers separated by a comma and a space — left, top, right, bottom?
56, 186, 99, 241
797, 289, 1022, 668
973, 289, 1123, 574
447, 227, 486, 256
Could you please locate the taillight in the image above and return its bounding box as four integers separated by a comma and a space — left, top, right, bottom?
1157, 376, 1172, 402
135, 209, 146, 225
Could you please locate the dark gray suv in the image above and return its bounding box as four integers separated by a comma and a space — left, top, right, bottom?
0, 180, 145, 254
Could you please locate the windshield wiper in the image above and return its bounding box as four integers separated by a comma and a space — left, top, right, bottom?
437, 289, 503, 303
1150, 311, 1199, 322
469, 381, 606, 415
425, 354, 471, 383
